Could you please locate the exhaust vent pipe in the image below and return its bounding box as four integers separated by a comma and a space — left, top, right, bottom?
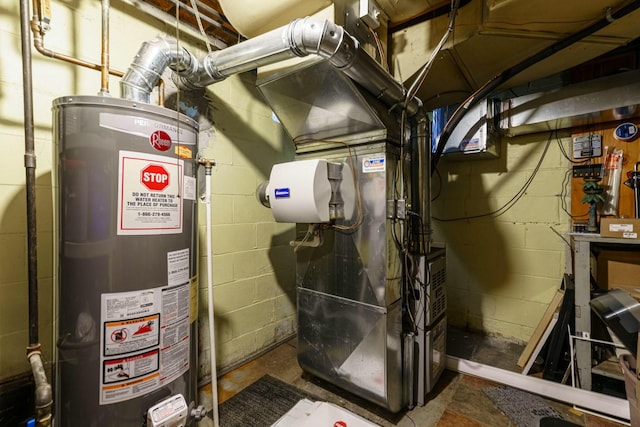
120, 37, 199, 103
121, 18, 421, 116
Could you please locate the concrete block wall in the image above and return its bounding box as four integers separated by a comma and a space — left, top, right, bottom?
0, 0, 295, 385
432, 130, 571, 341
198, 74, 296, 376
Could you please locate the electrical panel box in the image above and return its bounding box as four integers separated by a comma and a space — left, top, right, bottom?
572, 134, 602, 159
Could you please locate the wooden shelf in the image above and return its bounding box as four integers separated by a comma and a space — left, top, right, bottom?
592, 358, 624, 381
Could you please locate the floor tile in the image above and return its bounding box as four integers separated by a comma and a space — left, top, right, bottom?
200, 334, 629, 427
436, 409, 489, 427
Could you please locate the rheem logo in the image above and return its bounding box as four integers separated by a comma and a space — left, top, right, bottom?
149, 130, 172, 152
141, 164, 169, 191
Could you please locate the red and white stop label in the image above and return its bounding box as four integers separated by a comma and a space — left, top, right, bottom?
141, 164, 169, 191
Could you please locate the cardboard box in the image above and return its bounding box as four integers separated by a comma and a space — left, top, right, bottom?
600, 217, 640, 239
596, 249, 640, 298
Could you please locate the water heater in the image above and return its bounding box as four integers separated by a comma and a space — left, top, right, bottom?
52, 96, 199, 426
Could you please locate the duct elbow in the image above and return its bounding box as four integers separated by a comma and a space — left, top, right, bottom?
120, 36, 199, 102
173, 55, 226, 90
289, 18, 352, 64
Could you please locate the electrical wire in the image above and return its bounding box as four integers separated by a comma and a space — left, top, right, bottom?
560, 167, 588, 219
556, 131, 589, 164
367, 25, 388, 72
433, 130, 553, 222
431, 0, 640, 174
189, 0, 213, 53
550, 225, 573, 250
403, 252, 417, 330
403, 0, 460, 108
431, 167, 442, 202
396, 0, 459, 226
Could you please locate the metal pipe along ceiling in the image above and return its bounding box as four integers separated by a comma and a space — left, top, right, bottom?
121, 17, 421, 116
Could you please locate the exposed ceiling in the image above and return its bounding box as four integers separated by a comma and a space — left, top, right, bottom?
137, 0, 640, 110
137, 0, 241, 47
392, 0, 640, 109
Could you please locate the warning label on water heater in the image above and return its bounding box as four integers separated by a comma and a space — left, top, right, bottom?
99, 283, 191, 405
117, 150, 183, 235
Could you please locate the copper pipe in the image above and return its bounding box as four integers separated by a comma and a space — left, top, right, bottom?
30, 0, 123, 77
100, 0, 110, 94
158, 78, 165, 106
30, 23, 124, 77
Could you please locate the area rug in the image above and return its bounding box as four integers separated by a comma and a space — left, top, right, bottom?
219, 375, 318, 427
482, 386, 566, 427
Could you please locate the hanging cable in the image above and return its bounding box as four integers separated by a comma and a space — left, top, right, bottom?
367, 25, 388, 71
432, 0, 640, 174
403, 0, 460, 110
433, 130, 553, 222
395, 0, 459, 242
189, 0, 213, 53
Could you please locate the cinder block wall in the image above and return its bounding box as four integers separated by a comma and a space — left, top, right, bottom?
0, 0, 295, 383
432, 131, 571, 341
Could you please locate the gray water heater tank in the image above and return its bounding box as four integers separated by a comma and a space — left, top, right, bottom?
52, 95, 199, 426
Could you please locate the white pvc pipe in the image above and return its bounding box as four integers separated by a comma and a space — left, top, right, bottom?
203, 166, 220, 427
446, 355, 630, 420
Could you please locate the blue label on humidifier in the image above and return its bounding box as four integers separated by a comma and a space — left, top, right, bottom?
274, 188, 290, 199
362, 157, 385, 173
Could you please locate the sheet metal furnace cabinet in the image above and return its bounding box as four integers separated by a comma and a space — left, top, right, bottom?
294, 142, 405, 412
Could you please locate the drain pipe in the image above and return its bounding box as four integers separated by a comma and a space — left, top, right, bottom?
20, 0, 52, 424
121, 17, 421, 116
198, 158, 219, 427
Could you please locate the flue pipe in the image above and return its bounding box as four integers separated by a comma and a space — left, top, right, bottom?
120, 37, 199, 103
122, 17, 421, 116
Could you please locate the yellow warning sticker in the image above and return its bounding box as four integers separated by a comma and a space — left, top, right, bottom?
175, 145, 193, 159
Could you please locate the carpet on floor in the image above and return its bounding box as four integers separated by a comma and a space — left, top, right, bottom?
219, 375, 318, 427
483, 386, 575, 427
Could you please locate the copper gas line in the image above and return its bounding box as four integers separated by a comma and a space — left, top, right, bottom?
30, 0, 124, 78
30, 0, 165, 105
